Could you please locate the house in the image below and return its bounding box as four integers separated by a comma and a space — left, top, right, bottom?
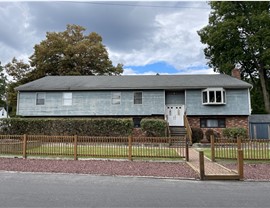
0, 107, 8, 119
249, 114, 270, 139
15, 70, 252, 134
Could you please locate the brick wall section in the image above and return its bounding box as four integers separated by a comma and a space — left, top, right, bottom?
187, 116, 249, 135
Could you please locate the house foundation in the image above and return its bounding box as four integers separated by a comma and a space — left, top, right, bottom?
187, 116, 249, 136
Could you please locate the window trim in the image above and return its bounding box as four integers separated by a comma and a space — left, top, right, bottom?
62, 92, 73, 106
202, 88, 226, 105
134, 91, 143, 105
111, 92, 121, 105
200, 118, 226, 128
36, 92, 45, 105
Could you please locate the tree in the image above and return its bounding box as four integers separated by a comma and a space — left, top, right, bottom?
0, 62, 7, 108
198, 2, 270, 113
4, 57, 32, 82
4, 24, 123, 116
30, 24, 123, 77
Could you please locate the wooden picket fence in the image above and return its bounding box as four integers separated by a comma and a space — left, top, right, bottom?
0, 134, 189, 161
211, 136, 270, 161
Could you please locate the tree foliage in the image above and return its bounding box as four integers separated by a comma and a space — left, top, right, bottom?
30, 24, 123, 77
198, 2, 270, 113
4, 24, 123, 117
0, 62, 7, 107
4, 57, 32, 82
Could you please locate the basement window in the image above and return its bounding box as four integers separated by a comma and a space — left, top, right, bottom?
202, 88, 226, 105
200, 118, 226, 128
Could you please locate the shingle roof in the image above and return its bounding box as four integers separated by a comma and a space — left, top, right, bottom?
249, 115, 270, 123
15, 74, 252, 91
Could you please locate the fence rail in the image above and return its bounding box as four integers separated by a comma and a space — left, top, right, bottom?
0, 134, 188, 161
211, 136, 270, 161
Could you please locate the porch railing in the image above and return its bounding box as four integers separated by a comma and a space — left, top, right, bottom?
184, 114, 192, 144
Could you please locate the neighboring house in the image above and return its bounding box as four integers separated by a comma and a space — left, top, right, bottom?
249, 114, 270, 139
15, 70, 252, 134
0, 107, 8, 119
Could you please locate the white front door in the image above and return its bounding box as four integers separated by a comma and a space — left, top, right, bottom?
165, 105, 184, 126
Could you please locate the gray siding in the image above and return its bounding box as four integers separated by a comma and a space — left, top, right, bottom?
186, 89, 250, 115
17, 89, 251, 117
17, 90, 165, 116
165, 91, 185, 105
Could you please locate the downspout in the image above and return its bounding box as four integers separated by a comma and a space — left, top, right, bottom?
248, 86, 253, 138
16, 91, 20, 116
248, 86, 253, 115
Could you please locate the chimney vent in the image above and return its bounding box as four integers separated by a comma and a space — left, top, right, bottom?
231, 68, 241, 80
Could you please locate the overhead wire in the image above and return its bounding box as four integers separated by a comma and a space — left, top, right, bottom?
60, 1, 210, 10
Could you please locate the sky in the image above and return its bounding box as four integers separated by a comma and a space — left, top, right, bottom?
0, 1, 216, 75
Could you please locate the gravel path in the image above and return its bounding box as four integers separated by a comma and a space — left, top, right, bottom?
0, 158, 199, 179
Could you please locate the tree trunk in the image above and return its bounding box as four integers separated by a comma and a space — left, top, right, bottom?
258, 67, 270, 113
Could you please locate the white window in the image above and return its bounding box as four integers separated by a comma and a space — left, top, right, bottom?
112, 92, 121, 105
63, 92, 72, 106
134, 92, 142, 104
36, 93, 45, 105
202, 88, 226, 105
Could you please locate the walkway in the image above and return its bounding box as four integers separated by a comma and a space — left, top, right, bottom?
187, 148, 238, 176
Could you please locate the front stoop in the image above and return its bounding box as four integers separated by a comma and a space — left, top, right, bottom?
187, 148, 241, 180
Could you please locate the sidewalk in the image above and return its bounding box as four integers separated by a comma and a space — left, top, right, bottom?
187, 148, 238, 175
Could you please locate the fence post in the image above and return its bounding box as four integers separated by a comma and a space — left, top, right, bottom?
210, 135, 215, 162
237, 150, 244, 180
237, 137, 242, 150
23, 134, 27, 159
185, 136, 189, 162
74, 135, 78, 161
199, 151, 205, 180
128, 135, 132, 161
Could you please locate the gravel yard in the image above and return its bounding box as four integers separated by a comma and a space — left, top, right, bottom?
222, 163, 270, 181
1, 158, 269, 181
0, 158, 199, 179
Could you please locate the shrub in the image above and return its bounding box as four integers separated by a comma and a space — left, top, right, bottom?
191, 127, 203, 143
140, 118, 167, 137
0, 118, 133, 136
204, 129, 220, 142
222, 127, 247, 139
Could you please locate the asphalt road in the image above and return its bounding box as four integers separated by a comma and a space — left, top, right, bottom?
0, 171, 269, 207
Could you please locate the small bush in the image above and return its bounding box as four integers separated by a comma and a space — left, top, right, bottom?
222, 127, 247, 139
140, 118, 167, 137
0, 118, 133, 136
191, 127, 203, 143
204, 129, 220, 142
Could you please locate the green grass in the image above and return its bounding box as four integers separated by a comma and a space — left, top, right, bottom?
19, 145, 183, 161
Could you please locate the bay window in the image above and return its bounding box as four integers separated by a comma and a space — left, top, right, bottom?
202, 88, 226, 105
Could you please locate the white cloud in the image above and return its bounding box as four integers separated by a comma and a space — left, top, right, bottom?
0, 1, 211, 75
122, 68, 137, 75
179, 68, 218, 75
123, 66, 216, 75
109, 4, 210, 71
